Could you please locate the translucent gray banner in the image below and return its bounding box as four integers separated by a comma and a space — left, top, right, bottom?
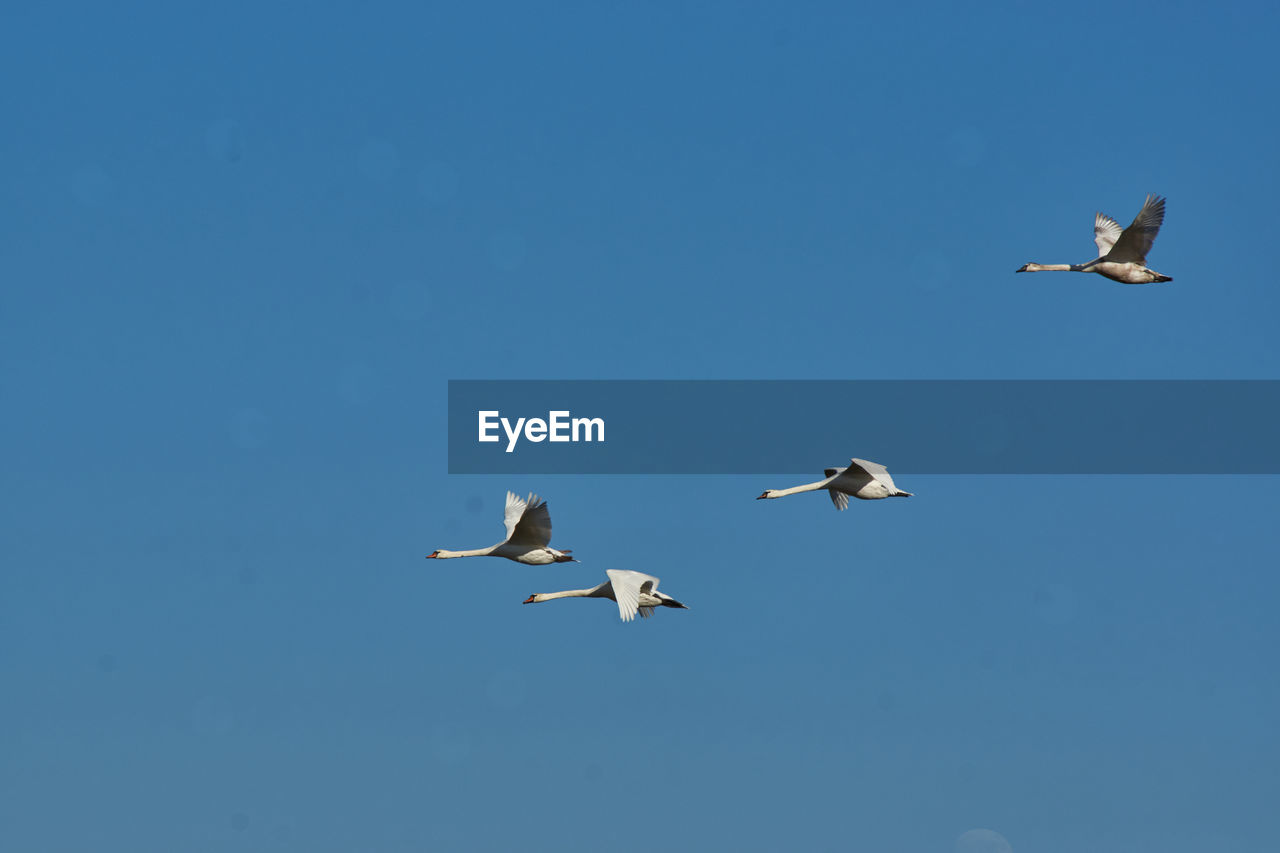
447, 380, 1280, 474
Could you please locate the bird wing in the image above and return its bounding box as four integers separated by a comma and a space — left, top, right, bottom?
823, 467, 849, 510
848, 458, 898, 491
503, 491, 552, 547
1106, 194, 1166, 264
606, 570, 658, 622
502, 491, 527, 541
1093, 211, 1123, 256
638, 606, 655, 619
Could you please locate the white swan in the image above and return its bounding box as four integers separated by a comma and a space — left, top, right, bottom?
523, 569, 688, 622
757, 458, 913, 509
1016, 194, 1172, 284
425, 491, 575, 565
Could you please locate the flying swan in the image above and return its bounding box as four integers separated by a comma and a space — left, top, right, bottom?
523, 569, 688, 622
757, 458, 913, 509
425, 491, 576, 565
1016, 194, 1172, 284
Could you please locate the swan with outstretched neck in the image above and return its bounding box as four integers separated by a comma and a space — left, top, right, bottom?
1016, 194, 1172, 284
757, 458, 913, 509
425, 491, 575, 565
523, 569, 688, 622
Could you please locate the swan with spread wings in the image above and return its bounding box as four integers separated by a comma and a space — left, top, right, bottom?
1016, 194, 1173, 284
757, 458, 913, 510
523, 570, 688, 622
425, 491, 576, 565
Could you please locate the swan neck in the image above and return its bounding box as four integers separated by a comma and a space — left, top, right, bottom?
534, 588, 596, 602
1024, 263, 1075, 272
436, 546, 497, 558
773, 481, 827, 497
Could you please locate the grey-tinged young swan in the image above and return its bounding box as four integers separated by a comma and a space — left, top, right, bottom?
757, 458, 913, 510
1017, 194, 1173, 284
523, 569, 689, 622
425, 491, 576, 565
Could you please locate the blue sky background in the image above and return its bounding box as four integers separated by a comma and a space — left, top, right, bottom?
3, 2, 1278, 851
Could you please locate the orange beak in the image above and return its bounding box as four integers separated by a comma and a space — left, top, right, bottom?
425, 551, 439, 558
522, 595, 536, 604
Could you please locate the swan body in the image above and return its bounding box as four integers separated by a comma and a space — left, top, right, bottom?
757, 458, 913, 509
426, 491, 575, 565
523, 569, 688, 622
1016, 194, 1172, 284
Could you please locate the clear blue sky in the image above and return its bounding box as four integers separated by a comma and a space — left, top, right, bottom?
3, 2, 1278, 851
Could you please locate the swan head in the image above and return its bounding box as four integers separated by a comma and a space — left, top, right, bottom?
1015, 263, 1031, 273
756, 490, 777, 500
522, 594, 538, 604
425, 550, 440, 558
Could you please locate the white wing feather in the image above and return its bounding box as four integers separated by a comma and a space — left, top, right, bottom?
502, 491, 528, 542
1094, 212, 1123, 256
828, 489, 849, 511
606, 569, 658, 623
504, 491, 553, 547
848, 458, 898, 491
